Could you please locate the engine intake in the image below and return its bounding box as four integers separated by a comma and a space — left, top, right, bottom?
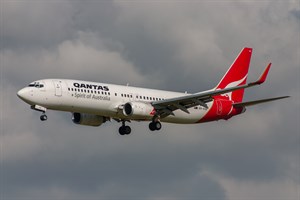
123, 102, 154, 118
124, 103, 133, 116
72, 113, 106, 127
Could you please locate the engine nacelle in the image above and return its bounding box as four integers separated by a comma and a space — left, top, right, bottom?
72, 113, 106, 127
123, 102, 154, 118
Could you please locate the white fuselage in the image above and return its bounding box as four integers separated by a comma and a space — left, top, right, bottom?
17, 79, 212, 124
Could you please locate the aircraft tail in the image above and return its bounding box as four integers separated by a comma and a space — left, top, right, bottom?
215, 47, 252, 103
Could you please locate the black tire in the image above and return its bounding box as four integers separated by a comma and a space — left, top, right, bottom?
149, 122, 156, 131
124, 126, 131, 135
40, 115, 47, 121
119, 126, 131, 135
154, 121, 162, 130
119, 126, 125, 135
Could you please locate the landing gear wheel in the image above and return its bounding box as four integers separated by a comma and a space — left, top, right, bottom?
154, 121, 162, 130
124, 126, 131, 135
149, 121, 161, 131
40, 114, 47, 121
119, 126, 125, 135
149, 122, 156, 131
119, 125, 131, 135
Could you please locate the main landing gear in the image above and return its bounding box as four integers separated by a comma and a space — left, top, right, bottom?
119, 121, 131, 135
118, 120, 162, 135
149, 115, 162, 131
149, 121, 162, 131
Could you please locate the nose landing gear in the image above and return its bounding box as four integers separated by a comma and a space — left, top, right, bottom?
31, 105, 48, 121
40, 113, 48, 121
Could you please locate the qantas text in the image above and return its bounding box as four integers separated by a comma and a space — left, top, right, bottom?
73, 83, 109, 91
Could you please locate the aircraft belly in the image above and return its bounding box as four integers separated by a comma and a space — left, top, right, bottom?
161, 109, 207, 124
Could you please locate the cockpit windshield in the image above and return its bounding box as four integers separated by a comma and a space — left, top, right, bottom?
28, 82, 44, 88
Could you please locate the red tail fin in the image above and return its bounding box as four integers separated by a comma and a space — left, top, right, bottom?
215, 47, 252, 103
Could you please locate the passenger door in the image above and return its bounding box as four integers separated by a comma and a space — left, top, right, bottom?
53, 80, 62, 97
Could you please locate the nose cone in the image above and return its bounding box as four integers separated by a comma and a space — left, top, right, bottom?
17, 88, 25, 98
17, 88, 31, 103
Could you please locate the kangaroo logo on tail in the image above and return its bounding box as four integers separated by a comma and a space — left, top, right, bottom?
215, 48, 252, 103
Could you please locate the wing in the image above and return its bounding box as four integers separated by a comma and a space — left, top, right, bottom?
151, 63, 272, 118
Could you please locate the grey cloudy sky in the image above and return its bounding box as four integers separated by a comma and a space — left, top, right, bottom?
1, 1, 299, 200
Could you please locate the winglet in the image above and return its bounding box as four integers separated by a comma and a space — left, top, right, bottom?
256, 63, 271, 85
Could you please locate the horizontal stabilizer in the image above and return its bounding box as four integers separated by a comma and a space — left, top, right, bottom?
233, 96, 290, 107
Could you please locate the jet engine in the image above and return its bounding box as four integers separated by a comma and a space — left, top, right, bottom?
123, 102, 154, 118
72, 113, 106, 126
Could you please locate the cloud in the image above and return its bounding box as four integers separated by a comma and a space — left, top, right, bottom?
2, 1, 76, 50
2, 31, 145, 86
1, 0, 299, 200
207, 170, 300, 200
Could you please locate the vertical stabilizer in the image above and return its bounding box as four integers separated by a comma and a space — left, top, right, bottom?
215, 47, 252, 103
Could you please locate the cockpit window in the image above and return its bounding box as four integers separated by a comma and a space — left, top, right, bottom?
28, 82, 44, 88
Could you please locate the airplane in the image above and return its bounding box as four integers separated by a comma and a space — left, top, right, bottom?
17, 47, 289, 135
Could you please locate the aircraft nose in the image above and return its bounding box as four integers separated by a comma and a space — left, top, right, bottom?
17, 88, 29, 101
